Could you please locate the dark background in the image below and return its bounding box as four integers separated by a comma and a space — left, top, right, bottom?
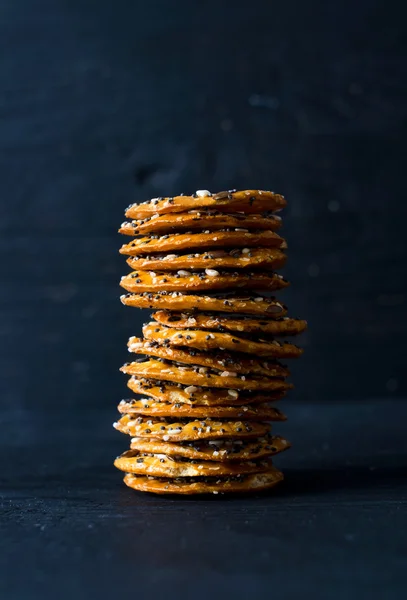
1, 1, 406, 599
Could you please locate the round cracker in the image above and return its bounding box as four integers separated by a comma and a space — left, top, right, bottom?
121, 359, 290, 392
120, 292, 287, 316
143, 323, 303, 358
130, 434, 290, 462
152, 311, 307, 336
120, 230, 285, 257
126, 247, 286, 271
120, 212, 282, 236
120, 270, 288, 294
127, 377, 286, 406
125, 190, 286, 219
118, 398, 286, 421
127, 338, 289, 378
123, 469, 284, 495
114, 414, 270, 441
114, 450, 273, 477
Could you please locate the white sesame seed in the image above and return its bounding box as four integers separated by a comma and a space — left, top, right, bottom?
129, 342, 143, 349
254, 297, 263, 302
228, 390, 239, 398
185, 385, 198, 394
196, 190, 211, 197
162, 435, 170, 441
205, 269, 220, 277
242, 248, 250, 254
177, 270, 191, 276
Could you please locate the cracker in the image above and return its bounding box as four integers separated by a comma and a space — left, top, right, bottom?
126, 247, 286, 271
120, 270, 288, 293
118, 398, 286, 421
125, 190, 286, 219
143, 323, 303, 358
121, 359, 290, 391
120, 230, 285, 257
127, 338, 289, 378
120, 212, 282, 236
129, 435, 291, 461
152, 312, 307, 336
114, 450, 274, 477
114, 414, 270, 441
123, 469, 284, 494
120, 292, 287, 316
127, 377, 286, 406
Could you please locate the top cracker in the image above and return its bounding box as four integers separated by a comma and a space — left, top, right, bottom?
125, 189, 286, 219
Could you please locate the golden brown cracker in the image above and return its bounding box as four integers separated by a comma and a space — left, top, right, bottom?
120, 292, 287, 316
127, 338, 289, 378
129, 434, 290, 462
114, 450, 273, 477
120, 270, 288, 294
121, 359, 290, 391
126, 247, 286, 271
114, 414, 270, 441
120, 211, 282, 236
152, 311, 307, 336
123, 468, 284, 495
118, 398, 286, 421
120, 230, 285, 257
143, 323, 303, 358
127, 377, 286, 406
125, 190, 286, 220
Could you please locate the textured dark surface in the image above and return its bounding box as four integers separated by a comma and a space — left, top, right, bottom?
1, 0, 406, 598
1, 400, 407, 600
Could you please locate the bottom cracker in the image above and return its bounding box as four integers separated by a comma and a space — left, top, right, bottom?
123, 468, 284, 495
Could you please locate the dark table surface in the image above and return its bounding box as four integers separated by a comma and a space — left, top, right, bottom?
1, 0, 406, 598
2, 398, 406, 600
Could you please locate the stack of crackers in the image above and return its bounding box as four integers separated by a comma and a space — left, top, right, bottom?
114, 189, 306, 495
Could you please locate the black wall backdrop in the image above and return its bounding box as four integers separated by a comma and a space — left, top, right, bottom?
0, 0, 406, 412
